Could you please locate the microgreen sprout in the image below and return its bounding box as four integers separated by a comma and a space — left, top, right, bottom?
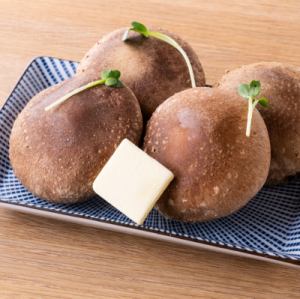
123, 21, 196, 88
45, 70, 122, 111
238, 80, 269, 137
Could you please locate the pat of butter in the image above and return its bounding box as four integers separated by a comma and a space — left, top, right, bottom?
93, 139, 174, 225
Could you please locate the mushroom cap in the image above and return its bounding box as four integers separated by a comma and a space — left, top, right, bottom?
144, 87, 270, 222
77, 27, 205, 119
9, 75, 143, 203
217, 62, 300, 183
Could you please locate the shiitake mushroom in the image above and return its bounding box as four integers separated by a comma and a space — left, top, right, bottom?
217, 62, 300, 183
144, 87, 270, 222
9, 74, 143, 203
77, 26, 205, 119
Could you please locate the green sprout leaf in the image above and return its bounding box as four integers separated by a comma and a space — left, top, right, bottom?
102, 69, 122, 87
105, 77, 118, 87
249, 80, 261, 97
101, 69, 121, 80
258, 97, 269, 107
238, 84, 251, 98
237, 80, 269, 137
110, 70, 121, 79
45, 69, 123, 111
130, 21, 149, 37
101, 70, 111, 80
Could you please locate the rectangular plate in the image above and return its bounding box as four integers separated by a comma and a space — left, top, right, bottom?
1, 56, 300, 268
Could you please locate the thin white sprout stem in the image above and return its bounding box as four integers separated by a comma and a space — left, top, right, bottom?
246, 97, 259, 137
45, 79, 105, 111
149, 31, 196, 88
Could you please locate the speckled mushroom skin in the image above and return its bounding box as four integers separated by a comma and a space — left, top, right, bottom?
9, 76, 143, 203
144, 87, 270, 222
77, 27, 205, 119
216, 62, 300, 184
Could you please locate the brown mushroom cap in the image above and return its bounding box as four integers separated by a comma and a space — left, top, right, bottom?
216, 62, 300, 183
9, 75, 143, 203
144, 87, 270, 222
77, 27, 205, 119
